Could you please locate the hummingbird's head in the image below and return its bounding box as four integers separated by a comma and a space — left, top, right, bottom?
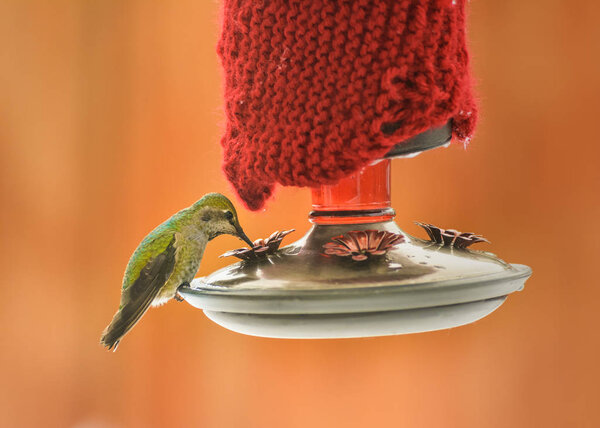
192, 193, 253, 246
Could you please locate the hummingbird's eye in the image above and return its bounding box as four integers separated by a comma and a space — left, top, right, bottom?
224, 211, 234, 221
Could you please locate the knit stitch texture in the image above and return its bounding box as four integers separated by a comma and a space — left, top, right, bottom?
218, 0, 477, 210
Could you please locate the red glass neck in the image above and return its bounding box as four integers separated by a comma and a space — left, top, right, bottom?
310, 160, 394, 224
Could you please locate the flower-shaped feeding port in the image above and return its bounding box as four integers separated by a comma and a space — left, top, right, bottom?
416, 222, 489, 249
220, 229, 295, 260
323, 230, 404, 261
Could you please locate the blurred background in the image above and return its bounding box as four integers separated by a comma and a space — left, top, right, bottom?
1, 1, 599, 427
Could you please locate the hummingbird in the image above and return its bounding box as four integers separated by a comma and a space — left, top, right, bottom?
100, 193, 253, 351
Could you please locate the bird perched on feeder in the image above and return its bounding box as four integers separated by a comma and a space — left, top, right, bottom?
100, 193, 252, 351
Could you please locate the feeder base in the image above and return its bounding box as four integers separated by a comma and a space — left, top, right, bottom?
180, 221, 531, 338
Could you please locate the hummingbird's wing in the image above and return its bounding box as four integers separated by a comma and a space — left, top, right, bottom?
100, 236, 177, 350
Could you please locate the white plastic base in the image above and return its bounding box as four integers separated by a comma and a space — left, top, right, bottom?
203, 296, 506, 339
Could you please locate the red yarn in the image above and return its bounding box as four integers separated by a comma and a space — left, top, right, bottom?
218, 0, 477, 210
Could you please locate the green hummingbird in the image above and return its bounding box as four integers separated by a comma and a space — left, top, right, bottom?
100, 193, 253, 351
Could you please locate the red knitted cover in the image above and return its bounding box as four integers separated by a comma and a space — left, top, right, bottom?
218, 0, 477, 210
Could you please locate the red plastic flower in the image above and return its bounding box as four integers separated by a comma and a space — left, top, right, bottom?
415, 222, 489, 249
323, 230, 404, 261
220, 229, 295, 260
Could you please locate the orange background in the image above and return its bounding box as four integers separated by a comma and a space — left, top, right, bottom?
1, 1, 599, 427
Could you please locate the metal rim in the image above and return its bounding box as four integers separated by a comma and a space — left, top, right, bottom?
180, 264, 530, 314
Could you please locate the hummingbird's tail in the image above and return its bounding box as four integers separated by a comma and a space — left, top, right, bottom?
100, 300, 153, 351
101, 236, 177, 351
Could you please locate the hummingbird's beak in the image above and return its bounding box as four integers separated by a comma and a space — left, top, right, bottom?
236, 226, 254, 247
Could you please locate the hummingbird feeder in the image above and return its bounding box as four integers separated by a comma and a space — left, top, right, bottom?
179, 0, 531, 338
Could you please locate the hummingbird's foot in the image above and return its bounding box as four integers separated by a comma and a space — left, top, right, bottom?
174, 282, 190, 302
